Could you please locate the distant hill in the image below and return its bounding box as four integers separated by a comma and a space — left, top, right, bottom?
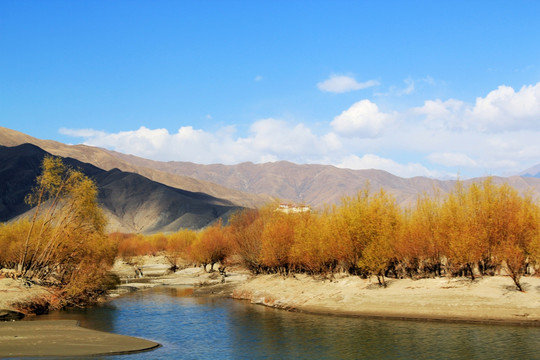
0, 127, 272, 209
0, 144, 242, 233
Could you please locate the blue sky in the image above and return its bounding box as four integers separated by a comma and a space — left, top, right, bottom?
2, 1, 540, 178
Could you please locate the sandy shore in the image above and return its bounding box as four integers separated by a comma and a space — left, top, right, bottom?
109, 256, 251, 297
0, 278, 50, 320
0, 320, 160, 357
233, 273, 540, 325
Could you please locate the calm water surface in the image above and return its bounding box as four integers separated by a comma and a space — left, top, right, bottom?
29, 286, 540, 359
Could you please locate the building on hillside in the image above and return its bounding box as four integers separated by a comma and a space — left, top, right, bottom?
276, 203, 311, 214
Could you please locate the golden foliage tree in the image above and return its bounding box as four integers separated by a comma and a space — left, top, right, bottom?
190, 221, 229, 271
259, 210, 300, 274
227, 208, 265, 272
3, 156, 115, 305
165, 229, 198, 270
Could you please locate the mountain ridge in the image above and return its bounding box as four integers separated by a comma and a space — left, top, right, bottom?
0, 143, 242, 233
0, 127, 272, 208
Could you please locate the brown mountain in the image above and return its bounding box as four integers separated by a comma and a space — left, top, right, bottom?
0, 127, 272, 208
3, 126, 540, 208
0, 144, 242, 233
109, 153, 540, 207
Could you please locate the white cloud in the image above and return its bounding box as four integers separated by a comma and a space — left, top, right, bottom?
428, 152, 477, 167
337, 154, 440, 178
254, 75, 263, 82
415, 82, 540, 133
330, 100, 391, 138
469, 83, 540, 132
376, 76, 436, 97
60, 128, 106, 138
317, 75, 379, 93
414, 99, 467, 130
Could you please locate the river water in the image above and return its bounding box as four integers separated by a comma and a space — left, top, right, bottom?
29, 286, 540, 359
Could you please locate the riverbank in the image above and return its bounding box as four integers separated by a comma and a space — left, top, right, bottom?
0, 277, 51, 320
4, 257, 540, 327
233, 273, 540, 325
109, 255, 251, 297
0, 320, 160, 357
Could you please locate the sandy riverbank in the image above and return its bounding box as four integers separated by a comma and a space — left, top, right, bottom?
109, 255, 251, 297
0, 278, 50, 320
0, 320, 160, 357
232, 273, 540, 325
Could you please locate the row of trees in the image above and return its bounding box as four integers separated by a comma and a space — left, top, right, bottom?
111, 178, 540, 292
113, 222, 228, 273
226, 180, 540, 291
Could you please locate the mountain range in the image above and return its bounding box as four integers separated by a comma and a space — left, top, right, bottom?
2, 126, 540, 234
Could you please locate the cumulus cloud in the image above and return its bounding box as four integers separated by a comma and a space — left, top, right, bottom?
330, 100, 391, 138
415, 82, 540, 133
469, 83, 540, 132
337, 154, 441, 178
317, 75, 379, 93
414, 99, 467, 131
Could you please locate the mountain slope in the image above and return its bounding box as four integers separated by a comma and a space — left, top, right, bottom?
112, 153, 540, 207
0, 127, 272, 208
0, 144, 242, 233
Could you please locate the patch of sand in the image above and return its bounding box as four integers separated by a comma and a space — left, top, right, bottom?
0, 320, 159, 357
0, 278, 49, 318
233, 274, 540, 325
110, 256, 250, 295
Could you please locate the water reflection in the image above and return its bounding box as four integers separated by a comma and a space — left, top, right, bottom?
28, 286, 540, 360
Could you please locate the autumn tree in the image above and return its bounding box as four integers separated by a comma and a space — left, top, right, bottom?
490, 187, 540, 291
259, 210, 301, 274
289, 212, 336, 274
227, 209, 263, 272
398, 189, 449, 278
438, 181, 484, 280
165, 229, 198, 271
190, 221, 229, 271
356, 189, 402, 287
5, 156, 115, 305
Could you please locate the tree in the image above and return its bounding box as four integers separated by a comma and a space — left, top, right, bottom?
289, 212, 336, 274
190, 221, 229, 271
397, 192, 444, 278
439, 181, 483, 280
228, 208, 264, 272
259, 211, 299, 274
7, 156, 115, 305
355, 189, 402, 287
165, 229, 197, 271
491, 188, 540, 291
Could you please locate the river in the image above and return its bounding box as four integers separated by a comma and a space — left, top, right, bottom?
28, 285, 540, 359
